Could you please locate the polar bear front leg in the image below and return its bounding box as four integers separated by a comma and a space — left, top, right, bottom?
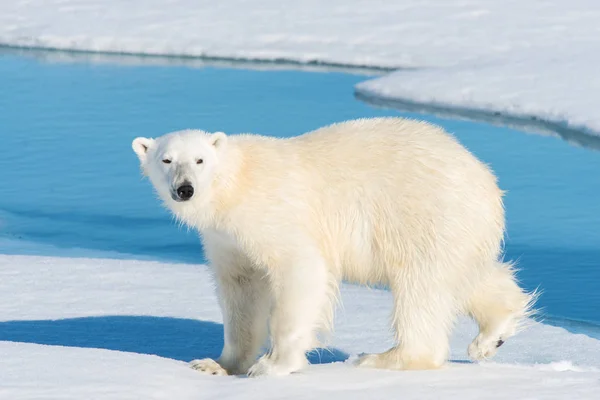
190, 268, 271, 376
247, 253, 330, 377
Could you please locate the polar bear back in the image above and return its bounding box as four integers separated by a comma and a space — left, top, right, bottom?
216, 117, 505, 287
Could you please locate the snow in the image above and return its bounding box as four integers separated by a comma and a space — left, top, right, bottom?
1, 0, 600, 135
1, 253, 600, 399
355, 58, 600, 139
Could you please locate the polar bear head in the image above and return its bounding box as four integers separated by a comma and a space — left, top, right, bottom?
132, 129, 227, 210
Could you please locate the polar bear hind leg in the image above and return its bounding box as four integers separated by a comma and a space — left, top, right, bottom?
356, 262, 457, 371
466, 261, 537, 361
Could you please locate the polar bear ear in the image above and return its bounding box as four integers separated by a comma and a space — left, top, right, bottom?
211, 132, 227, 149
132, 137, 154, 162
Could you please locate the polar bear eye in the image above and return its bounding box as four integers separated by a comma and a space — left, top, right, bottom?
162, 159, 172, 164
196, 159, 204, 165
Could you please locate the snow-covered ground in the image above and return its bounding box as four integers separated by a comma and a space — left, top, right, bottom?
1, 252, 600, 399
1, 0, 600, 136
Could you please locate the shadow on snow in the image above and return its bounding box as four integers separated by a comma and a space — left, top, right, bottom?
0, 315, 349, 365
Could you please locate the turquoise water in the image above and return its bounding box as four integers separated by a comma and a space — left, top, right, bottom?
0, 51, 599, 326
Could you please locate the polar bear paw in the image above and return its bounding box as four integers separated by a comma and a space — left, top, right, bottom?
247, 354, 308, 377
468, 334, 505, 361
190, 358, 229, 376
354, 351, 443, 370
354, 352, 411, 370
354, 353, 387, 368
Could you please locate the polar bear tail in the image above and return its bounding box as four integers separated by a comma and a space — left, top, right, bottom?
465, 261, 539, 361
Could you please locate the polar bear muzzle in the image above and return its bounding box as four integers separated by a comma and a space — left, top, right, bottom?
175, 183, 194, 201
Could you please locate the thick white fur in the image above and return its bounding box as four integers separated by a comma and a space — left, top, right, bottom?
132, 117, 535, 377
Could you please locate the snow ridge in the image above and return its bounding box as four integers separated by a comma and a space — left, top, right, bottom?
2, 0, 600, 137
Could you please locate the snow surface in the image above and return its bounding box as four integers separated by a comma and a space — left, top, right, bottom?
1, 253, 600, 399
1, 0, 600, 135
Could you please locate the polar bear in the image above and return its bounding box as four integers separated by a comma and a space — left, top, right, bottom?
132, 117, 535, 377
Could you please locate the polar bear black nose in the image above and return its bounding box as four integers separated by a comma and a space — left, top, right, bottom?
176, 185, 194, 200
